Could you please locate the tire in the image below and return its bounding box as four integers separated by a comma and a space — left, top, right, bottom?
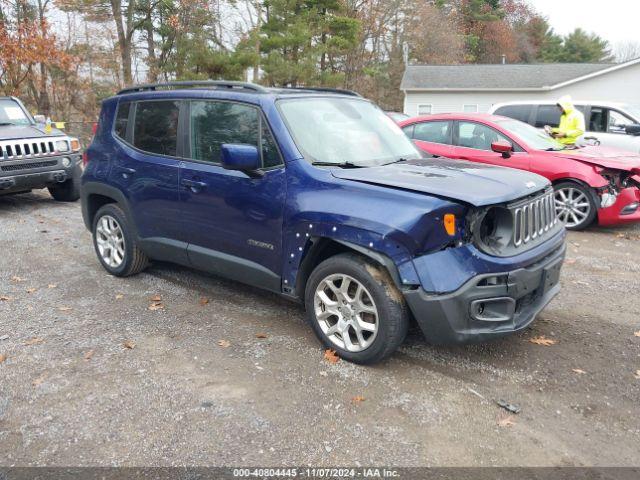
48, 165, 81, 202
553, 181, 598, 231
304, 253, 409, 364
92, 204, 148, 277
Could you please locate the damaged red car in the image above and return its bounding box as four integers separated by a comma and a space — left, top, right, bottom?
400, 114, 640, 230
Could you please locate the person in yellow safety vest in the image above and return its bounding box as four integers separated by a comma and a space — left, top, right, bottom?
545, 95, 585, 146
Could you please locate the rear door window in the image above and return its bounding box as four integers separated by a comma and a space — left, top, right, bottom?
413, 121, 452, 144
589, 107, 608, 132
133, 101, 180, 156
494, 105, 532, 123
534, 105, 561, 128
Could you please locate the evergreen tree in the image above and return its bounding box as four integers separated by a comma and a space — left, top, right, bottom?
259, 0, 359, 86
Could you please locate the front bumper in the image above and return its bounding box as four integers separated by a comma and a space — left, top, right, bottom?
0, 154, 81, 194
597, 186, 640, 226
404, 242, 566, 344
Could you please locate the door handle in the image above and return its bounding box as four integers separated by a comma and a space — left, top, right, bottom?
181, 178, 207, 192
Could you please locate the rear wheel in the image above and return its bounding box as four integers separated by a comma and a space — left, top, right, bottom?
305, 253, 409, 364
92, 204, 148, 277
553, 181, 597, 231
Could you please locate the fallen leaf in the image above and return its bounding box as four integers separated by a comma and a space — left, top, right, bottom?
498, 415, 516, 428
634, 331, 640, 337
351, 396, 365, 404
635, 370, 640, 380
564, 258, 577, 265
529, 335, 557, 346
150, 295, 162, 302
32, 374, 47, 386
84, 350, 94, 361
26, 287, 37, 294
123, 340, 136, 349
199, 297, 210, 306
148, 302, 164, 311
324, 349, 340, 364
11, 276, 24, 283
572, 369, 586, 375
48, 284, 57, 289
115, 294, 124, 300
23, 337, 44, 346
0, 296, 12, 301
0, 354, 6, 363
218, 339, 231, 348
255, 333, 268, 339
58, 306, 72, 312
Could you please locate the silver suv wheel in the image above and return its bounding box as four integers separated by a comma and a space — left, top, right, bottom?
314, 273, 379, 352
95, 215, 125, 268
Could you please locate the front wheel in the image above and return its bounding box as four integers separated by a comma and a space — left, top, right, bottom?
553, 181, 597, 231
304, 253, 409, 364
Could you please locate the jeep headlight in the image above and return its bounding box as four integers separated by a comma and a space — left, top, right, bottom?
55, 140, 70, 152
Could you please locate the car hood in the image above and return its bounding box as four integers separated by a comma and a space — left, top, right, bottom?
0, 124, 64, 140
331, 158, 549, 207
554, 146, 640, 174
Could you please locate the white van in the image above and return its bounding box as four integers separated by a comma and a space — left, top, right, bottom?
489, 101, 640, 152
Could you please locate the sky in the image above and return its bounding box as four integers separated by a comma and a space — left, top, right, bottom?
529, 0, 639, 47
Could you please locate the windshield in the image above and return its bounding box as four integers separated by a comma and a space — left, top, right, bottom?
495, 118, 566, 151
0, 98, 31, 126
278, 97, 421, 166
623, 105, 640, 122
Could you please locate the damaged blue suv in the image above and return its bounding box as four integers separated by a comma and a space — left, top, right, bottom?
81, 81, 566, 364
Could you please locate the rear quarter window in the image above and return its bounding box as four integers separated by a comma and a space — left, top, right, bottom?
114, 102, 131, 139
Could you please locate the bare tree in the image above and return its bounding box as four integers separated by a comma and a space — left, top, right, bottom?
615, 41, 640, 63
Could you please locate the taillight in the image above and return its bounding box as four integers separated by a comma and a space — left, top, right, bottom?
91, 122, 98, 135
82, 152, 89, 166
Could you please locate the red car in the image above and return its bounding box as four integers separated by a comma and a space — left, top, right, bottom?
399, 114, 640, 230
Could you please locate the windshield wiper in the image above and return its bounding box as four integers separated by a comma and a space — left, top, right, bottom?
311, 161, 362, 168
382, 157, 412, 166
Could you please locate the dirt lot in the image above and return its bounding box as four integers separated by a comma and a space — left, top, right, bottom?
0, 191, 639, 467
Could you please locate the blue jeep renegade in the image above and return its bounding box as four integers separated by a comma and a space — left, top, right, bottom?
81, 81, 566, 364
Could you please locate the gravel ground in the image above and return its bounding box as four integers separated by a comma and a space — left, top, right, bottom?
0, 191, 639, 467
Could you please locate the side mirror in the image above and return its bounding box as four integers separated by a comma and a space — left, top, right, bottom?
33, 114, 46, 124
491, 140, 513, 158
221, 144, 262, 177
625, 124, 640, 136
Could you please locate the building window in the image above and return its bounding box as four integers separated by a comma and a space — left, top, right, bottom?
417, 104, 432, 115
463, 104, 478, 113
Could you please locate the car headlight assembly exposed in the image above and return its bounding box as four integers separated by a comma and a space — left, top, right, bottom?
55, 139, 70, 152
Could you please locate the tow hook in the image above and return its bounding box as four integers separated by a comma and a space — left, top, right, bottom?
0, 178, 16, 190
53, 172, 67, 183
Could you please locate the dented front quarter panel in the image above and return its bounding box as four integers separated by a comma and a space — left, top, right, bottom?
282, 159, 468, 290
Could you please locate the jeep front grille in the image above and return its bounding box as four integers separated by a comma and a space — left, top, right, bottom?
0, 160, 58, 172
0, 138, 57, 159
512, 190, 558, 247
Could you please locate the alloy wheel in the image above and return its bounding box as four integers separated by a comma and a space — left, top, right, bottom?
554, 187, 592, 229
95, 215, 126, 268
314, 274, 379, 352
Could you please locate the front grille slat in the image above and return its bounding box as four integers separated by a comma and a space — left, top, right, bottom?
0, 137, 63, 160
512, 190, 558, 248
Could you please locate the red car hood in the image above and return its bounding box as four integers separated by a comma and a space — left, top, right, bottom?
554, 146, 640, 174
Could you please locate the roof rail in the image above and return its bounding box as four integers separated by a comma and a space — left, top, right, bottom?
117, 80, 268, 95
286, 86, 362, 97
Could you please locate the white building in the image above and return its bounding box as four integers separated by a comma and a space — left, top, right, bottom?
401, 58, 640, 116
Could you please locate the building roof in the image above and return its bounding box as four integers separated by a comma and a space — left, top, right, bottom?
401, 63, 624, 91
